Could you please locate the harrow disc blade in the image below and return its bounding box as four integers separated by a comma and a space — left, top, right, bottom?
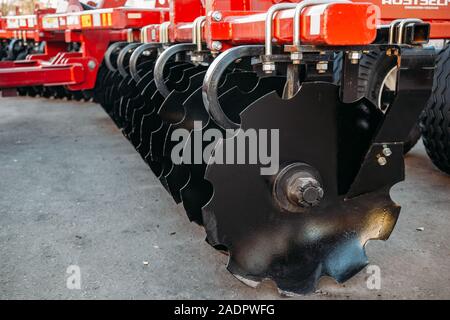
93, 64, 109, 104
27, 86, 42, 97
117, 60, 156, 128
53, 86, 68, 100
41, 87, 53, 98
173, 76, 285, 223
161, 72, 260, 212
109, 76, 129, 125
136, 64, 199, 176
203, 82, 401, 295
71, 90, 84, 101
150, 71, 207, 202
121, 69, 156, 136
125, 73, 157, 144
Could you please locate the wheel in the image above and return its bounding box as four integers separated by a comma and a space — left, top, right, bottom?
358, 51, 421, 154
420, 43, 450, 175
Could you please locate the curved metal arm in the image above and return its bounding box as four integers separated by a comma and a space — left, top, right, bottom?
129, 43, 161, 82
140, 25, 151, 43
104, 42, 128, 72
388, 19, 404, 45
293, 0, 350, 48
397, 19, 423, 44
154, 43, 197, 98
117, 43, 141, 77
192, 16, 206, 52
202, 45, 265, 130
265, 3, 297, 57
159, 21, 170, 44
389, 18, 423, 44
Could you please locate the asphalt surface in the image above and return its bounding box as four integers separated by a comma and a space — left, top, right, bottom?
0, 96, 449, 299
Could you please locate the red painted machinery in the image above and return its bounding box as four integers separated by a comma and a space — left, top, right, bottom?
0, 0, 449, 294
0, 0, 166, 98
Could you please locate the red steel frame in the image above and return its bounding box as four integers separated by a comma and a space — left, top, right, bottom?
0, 0, 449, 91
140, 0, 206, 44
0, 0, 131, 63
140, 0, 449, 50
203, 0, 449, 51
0, 3, 170, 91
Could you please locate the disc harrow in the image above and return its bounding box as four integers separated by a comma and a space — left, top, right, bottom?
1, 0, 448, 295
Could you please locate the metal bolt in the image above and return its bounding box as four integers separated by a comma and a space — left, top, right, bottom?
291, 52, 303, 65
262, 62, 276, 74
288, 177, 324, 207
348, 51, 362, 64
378, 156, 387, 166
212, 11, 222, 22
316, 61, 328, 73
191, 54, 204, 63
87, 60, 96, 70
211, 41, 222, 51
382, 147, 392, 157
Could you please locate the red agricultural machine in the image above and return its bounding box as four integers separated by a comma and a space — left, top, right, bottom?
0, 0, 449, 295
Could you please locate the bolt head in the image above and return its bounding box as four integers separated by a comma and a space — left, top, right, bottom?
382, 147, 392, 157
378, 156, 387, 166
348, 51, 362, 64
212, 11, 222, 22
191, 54, 204, 63
262, 62, 276, 73
87, 60, 96, 70
211, 41, 222, 51
288, 177, 324, 207
316, 61, 328, 73
291, 52, 303, 62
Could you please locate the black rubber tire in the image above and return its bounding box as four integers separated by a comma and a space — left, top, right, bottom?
358, 50, 421, 154
420, 43, 450, 175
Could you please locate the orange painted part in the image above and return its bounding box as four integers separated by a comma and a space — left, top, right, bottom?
428, 21, 450, 39
208, 3, 378, 49
172, 22, 196, 42
142, 24, 162, 42
0, 61, 38, 68
99, 0, 128, 8
365, 0, 450, 38
206, 0, 298, 12
0, 64, 84, 88
301, 3, 378, 45
60, 9, 169, 31
168, 0, 206, 42
363, 0, 450, 21
0, 29, 14, 39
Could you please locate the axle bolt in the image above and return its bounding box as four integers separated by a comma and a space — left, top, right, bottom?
262, 62, 276, 74
348, 51, 362, 64
212, 11, 223, 22
288, 177, 324, 207
378, 156, 387, 166
316, 61, 328, 73
211, 41, 222, 51
382, 147, 392, 157
291, 52, 303, 65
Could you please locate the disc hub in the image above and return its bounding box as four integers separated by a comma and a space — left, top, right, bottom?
288, 177, 324, 207
273, 163, 324, 213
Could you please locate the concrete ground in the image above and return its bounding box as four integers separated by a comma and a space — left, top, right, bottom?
0, 96, 449, 300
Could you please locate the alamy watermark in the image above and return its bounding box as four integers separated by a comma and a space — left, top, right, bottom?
366, 265, 381, 290
171, 121, 280, 175
66, 265, 81, 290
